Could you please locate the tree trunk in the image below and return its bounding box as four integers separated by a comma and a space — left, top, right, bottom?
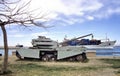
0, 25, 9, 74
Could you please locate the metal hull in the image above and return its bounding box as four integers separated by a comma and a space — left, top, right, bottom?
79, 41, 116, 50
84, 45, 114, 50
16, 46, 87, 61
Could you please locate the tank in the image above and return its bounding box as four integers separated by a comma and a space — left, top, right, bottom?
16, 36, 87, 62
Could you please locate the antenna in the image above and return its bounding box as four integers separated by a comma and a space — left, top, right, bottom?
91, 34, 94, 40
64, 35, 67, 41
106, 33, 107, 40
105, 33, 109, 41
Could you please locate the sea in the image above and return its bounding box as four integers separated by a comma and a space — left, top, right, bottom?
0, 46, 120, 57
96, 46, 120, 57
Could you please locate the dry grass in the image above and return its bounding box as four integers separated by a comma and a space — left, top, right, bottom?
0, 56, 119, 76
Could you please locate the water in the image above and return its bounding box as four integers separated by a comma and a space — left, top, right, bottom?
0, 46, 120, 57
96, 46, 120, 57
0, 49, 15, 56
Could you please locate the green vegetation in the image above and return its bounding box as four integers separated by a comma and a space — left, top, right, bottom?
0, 56, 119, 76
10, 63, 98, 72
100, 59, 120, 76
6, 63, 100, 76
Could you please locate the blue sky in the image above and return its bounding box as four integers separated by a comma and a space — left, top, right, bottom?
0, 0, 120, 46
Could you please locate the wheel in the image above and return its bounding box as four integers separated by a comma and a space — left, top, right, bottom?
49, 57, 55, 61
76, 55, 83, 62
69, 57, 75, 62
81, 53, 87, 62
41, 55, 49, 61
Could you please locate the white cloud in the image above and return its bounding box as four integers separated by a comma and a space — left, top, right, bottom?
9, 34, 24, 38
28, 0, 102, 20
22, 0, 120, 25
31, 32, 48, 37
8, 30, 19, 33
86, 16, 94, 20
107, 8, 120, 16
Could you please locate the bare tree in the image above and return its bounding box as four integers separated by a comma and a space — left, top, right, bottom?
0, 0, 48, 74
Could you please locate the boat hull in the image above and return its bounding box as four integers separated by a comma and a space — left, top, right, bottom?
80, 41, 116, 50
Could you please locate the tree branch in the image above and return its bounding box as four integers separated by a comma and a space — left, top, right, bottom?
0, 0, 21, 4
